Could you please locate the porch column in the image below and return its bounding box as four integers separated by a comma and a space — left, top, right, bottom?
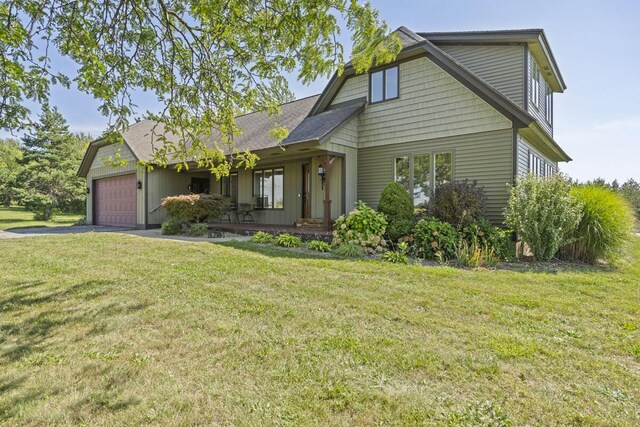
318, 154, 336, 231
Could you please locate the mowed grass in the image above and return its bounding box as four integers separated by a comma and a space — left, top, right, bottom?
1, 233, 639, 426
0, 206, 82, 231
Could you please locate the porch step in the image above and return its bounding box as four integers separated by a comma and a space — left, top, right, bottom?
295, 218, 325, 229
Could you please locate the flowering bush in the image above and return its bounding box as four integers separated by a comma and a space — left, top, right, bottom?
505, 174, 582, 261
162, 193, 225, 223
403, 216, 459, 260
332, 201, 387, 254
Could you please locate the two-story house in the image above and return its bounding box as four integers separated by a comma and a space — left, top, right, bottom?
77, 27, 570, 229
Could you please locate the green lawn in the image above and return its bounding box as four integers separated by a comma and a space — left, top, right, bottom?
1, 233, 639, 426
0, 206, 82, 231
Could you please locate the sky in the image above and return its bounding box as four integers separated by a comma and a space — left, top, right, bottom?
2, 0, 639, 182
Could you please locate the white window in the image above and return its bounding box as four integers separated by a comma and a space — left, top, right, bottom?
545, 84, 553, 123
528, 151, 553, 177
370, 65, 399, 103
394, 152, 452, 206
531, 61, 540, 107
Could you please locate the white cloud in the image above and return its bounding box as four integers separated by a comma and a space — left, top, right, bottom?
555, 116, 640, 183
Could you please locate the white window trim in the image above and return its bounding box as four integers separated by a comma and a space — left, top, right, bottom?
394, 151, 454, 205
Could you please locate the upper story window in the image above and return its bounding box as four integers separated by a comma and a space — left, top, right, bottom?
531, 61, 540, 108
370, 65, 399, 103
545, 84, 553, 123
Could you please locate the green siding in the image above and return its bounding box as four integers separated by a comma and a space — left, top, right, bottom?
357, 129, 514, 224
330, 57, 512, 148
438, 44, 526, 107
516, 134, 558, 177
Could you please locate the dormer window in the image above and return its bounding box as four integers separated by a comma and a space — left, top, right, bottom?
531, 61, 540, 107
370, 65, 399, 103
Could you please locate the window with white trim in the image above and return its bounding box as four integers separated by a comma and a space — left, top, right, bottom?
531, 61, 540, 107
370, 65, 399, 103
394, 152, 452, 206
545, 83, 553, 123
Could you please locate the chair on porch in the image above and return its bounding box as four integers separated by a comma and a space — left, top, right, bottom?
218, 197, 232, 223
236, 197, 256, 224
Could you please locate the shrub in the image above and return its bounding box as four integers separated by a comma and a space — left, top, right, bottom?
455, 240, 500, 268
186, 222, 208, 236
380, 242, 409, 264
505, 174, 583, 261
559, 185, 635, 263
460, 218, 515, 261
161, 218, 182, 235
161, 194, 224, 223
332, 201, 387, 254
430, 180, 486, 229
333, 242, 365, 258
250, 231, 273, 244
408, 216, 459, 261
377, 182, 415, 244
274, 233, 302, 248
307, 240, 331, 252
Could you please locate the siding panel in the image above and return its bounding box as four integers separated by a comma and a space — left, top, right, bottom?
439, 44, 525, 107
358, 129, 514, 224
330, 57, 512, 148
516, 134, 558, 177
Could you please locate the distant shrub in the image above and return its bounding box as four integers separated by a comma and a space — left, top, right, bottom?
332, 201, 387, 254
307, 240, 331, 252
162, 194, 224, 223
559, 185, 635, 263
161, 218, 182, 235
380, 242, 409, 264
333, 242, 365, 258
460, 218, 515, 261
430, 180, 486, 229
186, 222, 208, 237
250, 231, 273, 244
407, 216, 459, 261
505, 174, 582, 261
377, 182, 415, 244
274, 233, 302, 248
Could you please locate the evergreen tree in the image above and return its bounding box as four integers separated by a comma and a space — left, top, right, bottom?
18, 106, 88, 220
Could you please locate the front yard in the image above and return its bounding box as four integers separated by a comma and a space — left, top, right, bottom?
1, 233, 639, 425
0, 206, 82, 231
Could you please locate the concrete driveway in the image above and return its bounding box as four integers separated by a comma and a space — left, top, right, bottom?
0, 225, 251, 243
0, 225, 132, 239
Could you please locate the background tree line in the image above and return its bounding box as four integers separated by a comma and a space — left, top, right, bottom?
0, 106, 89, 220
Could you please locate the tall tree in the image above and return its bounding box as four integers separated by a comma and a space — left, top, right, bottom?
18, 106, 88, 219
0, 1, 400, 175
0, 137, 22, 206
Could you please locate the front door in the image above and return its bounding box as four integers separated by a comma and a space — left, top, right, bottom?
302, 164, 311, 218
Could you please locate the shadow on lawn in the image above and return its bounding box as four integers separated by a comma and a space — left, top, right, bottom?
0, 279, 149, 420
217, 240, 347, 261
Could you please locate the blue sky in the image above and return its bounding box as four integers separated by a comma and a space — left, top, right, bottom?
4, 0, 639, 182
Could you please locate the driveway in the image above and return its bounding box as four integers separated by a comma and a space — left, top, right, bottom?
0, 225, 251, 243
0, 225, 132, 239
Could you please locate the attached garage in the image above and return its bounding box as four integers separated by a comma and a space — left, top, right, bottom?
94, 174, 137, 227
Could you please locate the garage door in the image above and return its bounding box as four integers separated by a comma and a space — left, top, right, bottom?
94, 174, 137, 227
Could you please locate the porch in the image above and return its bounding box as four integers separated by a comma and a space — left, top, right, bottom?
144, 144, 357, 231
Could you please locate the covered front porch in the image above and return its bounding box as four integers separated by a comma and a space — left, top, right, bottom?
145, 143, 355, 231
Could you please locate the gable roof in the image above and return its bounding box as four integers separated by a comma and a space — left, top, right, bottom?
282, 97, 365, 145
309, 26, 570, 162
419, 29, 566, 92
78, 95, 322, 177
